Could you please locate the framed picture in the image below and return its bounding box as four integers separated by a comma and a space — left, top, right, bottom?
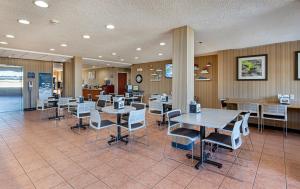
88, 71, 96, 80
296, 51, 300, 80
237, 54, 268, 80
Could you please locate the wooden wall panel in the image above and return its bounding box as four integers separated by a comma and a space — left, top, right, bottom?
194, 55, 218, 108
218, 40, 300, 102
131, 60, 172, 102
63, 61, 75, 97
0, 57, 53, 109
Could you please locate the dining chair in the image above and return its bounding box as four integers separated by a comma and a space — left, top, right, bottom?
36, 99, 52, 119
87, 109, 116, 143
122, 102, 146, 121
148, 98, 164, 127
219, 98, 228, 109
133, 95, 143, 103
96, 99, 107, 112
261, 104, 288, 136
71, 101, 96, 132
163, 109, 201, 165
57, 97, 71, 117
237, 103, 260, 131
222, 112, 253, 150
202, 120, 243, 164
118, 108, 148, 147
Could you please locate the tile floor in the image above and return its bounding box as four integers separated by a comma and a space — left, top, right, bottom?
0, 109, 299, 189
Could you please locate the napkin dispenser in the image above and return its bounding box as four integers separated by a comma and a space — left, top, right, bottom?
114, 97, 125, 109
161, 95, 168, 102
189, 101, 201, 113
278, 94, 291, 104
78, 96, 84, 103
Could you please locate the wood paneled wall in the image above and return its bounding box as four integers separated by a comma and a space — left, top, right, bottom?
63, 61, 75, 97
0, 57, 53, 109
218, 40, 300, 102
131, 56, 219, 108
194, 55, 219, 108
131, 60, 172, 102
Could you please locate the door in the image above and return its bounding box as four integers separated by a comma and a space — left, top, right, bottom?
0, 65, 23, 112
118, 73, 127, 95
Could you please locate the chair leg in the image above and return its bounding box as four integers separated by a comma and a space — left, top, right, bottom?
191, 141, 194, 164
248, 135, 254, 151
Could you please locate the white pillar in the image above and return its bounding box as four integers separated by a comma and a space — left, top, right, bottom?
172, 26, 194, 112
73, 56, 83, 97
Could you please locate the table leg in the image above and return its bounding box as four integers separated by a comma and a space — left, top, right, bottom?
71, 118, 88, 129
108, 113, 128, 145
48, 107, 64, 120
186, 126, 223, 169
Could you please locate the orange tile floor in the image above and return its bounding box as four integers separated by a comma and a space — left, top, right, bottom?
0, 110, 299, 189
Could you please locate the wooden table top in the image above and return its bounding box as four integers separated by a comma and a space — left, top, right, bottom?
224, 98, 300, 109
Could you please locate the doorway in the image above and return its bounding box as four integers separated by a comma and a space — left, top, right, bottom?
0, 65, 23, 112
118, 73, 127, 95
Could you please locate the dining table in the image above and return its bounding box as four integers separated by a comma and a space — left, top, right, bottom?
171, 108, 241, 169
48, 99, 64, 120
102, 105, 136, 145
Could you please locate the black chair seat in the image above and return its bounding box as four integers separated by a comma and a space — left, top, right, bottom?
169, 120, 179, 127
170, 128, 200, 139
204, 133, 232, 146
150, 110, 162, 114
72, 111, 90, 118
263, 114, 285, 120
91, 120, 115, 128
222, 123, 243, 133
119, 122, 144, 129
122, 114, 129, 121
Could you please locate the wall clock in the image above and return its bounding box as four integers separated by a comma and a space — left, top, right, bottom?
135, 74, 143, 83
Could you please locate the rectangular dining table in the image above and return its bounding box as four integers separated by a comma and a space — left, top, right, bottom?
171, 108, 241, 169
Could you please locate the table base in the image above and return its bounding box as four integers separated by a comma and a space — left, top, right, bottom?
186, 153, 223, 169
108, 134, 129, 145
49, 115, 64, 120
71, 118, 88, 130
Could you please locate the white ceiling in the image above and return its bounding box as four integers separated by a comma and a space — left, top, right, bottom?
0, 0, 300, 67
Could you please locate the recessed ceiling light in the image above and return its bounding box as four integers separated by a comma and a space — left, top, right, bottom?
112, 52, 117, 56
106, 24, 115, 30
60, 43, 67, 47
106, 64, 110, 66
0, 41, 8, 45
34, 0, 49, 8
120, 58, 124, 61
82, 34, 90, 39
160, 42, 166, 46
92, 66, 96, 68
98, 55, 102, 58
5, 34, 15, 38
158, 53, 163, 56
49, 48, 55, 51
18, 19, 30, 25
136, 47, 142, 51
134, 56, 139, 60
49, 19, 59, 24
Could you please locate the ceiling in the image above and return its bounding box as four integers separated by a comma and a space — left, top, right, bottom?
0, 0, 300, 67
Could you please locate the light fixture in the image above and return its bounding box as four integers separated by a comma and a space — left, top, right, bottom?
18, 19, 30, 25
98, 55, 102, 58
60, 43, 67, 47
158, 53, 163, 56
0, 41, 8, 45
5, 34, 15, 38
34, 0, 49, 8
49, 48, 55, 51
160, 42, 166, 46
112, 52, 117, 56
136, 47, 142, 51
82, 34, 90, 39
134, 56, 139, 60
106, 24, 115, 30
49, 19, 59, 24
92, 66, 96, 68
120, 58, 124, 61
106, 64, 110, 66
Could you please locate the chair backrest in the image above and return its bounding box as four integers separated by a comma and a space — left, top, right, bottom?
134, 95, 143, 103
77, 101, 95, 117
261, 104, 287, 120
58, 97, 70, 107
89, 109, 101, 129
241, 112, 251, 136
128, 108, 146, 131
148, 99, 163, 112
97, 99, 106, 108
151, 94, 161, 99
131, 102, 146, 110
231, 120, 243, 150
36, 99, 45, 110
99, 95, 111, 102
113, 97, 125, 103
166, 109, 181, 134
238, 103, 259, 117
219, 98, 228, 109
